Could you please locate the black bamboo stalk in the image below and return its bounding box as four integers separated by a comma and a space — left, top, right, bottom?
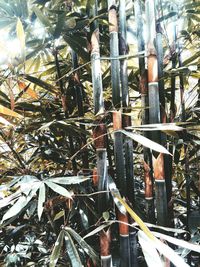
145, 0, 168, 226
91, 30, 104, 115
155, 0, 174, 226
108, 0, 121, 108
54, 48, 77, 173
119, 0, 134, 206
134, 0, 155, 223
113, 111, 126, 196
119, 0, 129, 108
90, 6, 113, 265
71, 50, 89, 169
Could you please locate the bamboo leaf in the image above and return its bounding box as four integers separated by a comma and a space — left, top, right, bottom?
138, 230, 164, 267
152, 231, 200, 254
45, 181, 72, 199
0, 104, 23, 118
53, 210, 64, 221
49, 230, 65, 267
38, 182, 45, 221
32, 6, 53, 35
23, 75, 57, 93
18, 81, 39, 99
83, 222, 113, 240
47, 176, 90, 185
16, 18, 25, 58
65, 227, 99, 264
2, 195, 30, 222
64, 231, 82, 267
120, 130, 171, 155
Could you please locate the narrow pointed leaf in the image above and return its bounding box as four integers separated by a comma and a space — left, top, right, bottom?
49, 229, 65, 267
38, 183, 45, 221
32, 6, 53, 35
65, 227, 99, 264
138, 230, 164, 267
120, 130, 171, 155
65, 231, 82, 267
152, 231, 200, 254
16, 18, 25, 58
0, 104, 23, 118
47, 176, 90, 185
45, 181, 72, 198
2, 195, 30, 222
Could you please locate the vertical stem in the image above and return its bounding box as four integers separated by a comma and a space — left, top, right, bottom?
155, 0, 174, 226
91, 30, 104, 115
145, 0, 168, 226
118, 211, 131, 267
119, 0, 135, 206
135, 0, 155, 223
113, 111, 126, 196
119, 0, 129, 108
54, 48, 77, 173
108, 1, 121, 108
90, 3, 112, 264
71, 50, 89, 169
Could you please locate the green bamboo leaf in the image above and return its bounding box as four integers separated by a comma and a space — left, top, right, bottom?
65, 231, 82, 267
65, 227, 99, 264
63, 35, 89, 62
0, 19, 15, 29
157, 11, 177, 22
53, 210, 64, 221
182, 51, 200, 66
23, 75, 57, 93
54, 12, 66, 38
16, 18, 25, 59
32, 6, 53, 35
49, 230, 65, 267
45, 181, 72, 198
0, 2, 15, 15
38, 182, 45, 221
47, 176, 90, 185
120, 130, 171, 155
2, 195, 30, 222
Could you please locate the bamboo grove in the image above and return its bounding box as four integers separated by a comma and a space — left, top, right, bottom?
0, 0, 199, 266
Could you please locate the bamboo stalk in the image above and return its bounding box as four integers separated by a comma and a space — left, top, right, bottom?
155, 1, 174, 226
71, 50, 89, 169
145, 0, 168, 226
119, 0, 134, 206
119, 0, 129, 108
91, 29, 104, 115
100, 229, 113, 267
113, 111, 126, 196
108, 0, 121, 108
90, 5, 113, 264
118, 211, 131, 267
54, 48, 77, 173
135, 0, 155, 223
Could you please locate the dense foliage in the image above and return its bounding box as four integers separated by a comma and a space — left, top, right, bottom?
0, 0, 199, 266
